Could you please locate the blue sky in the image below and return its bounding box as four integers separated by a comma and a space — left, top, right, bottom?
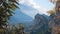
34, 0, 54, 10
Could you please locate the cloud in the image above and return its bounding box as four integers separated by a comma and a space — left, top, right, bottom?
18, 0, 53, 18
28, 0, 48, 11
19, 0, 49, 13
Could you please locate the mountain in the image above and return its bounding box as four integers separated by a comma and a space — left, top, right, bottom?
42, 14, 50, 20
8, 4, 39, 25
30, 14, 50, 34
9, 4, 37, 24
8, 9, 33, 25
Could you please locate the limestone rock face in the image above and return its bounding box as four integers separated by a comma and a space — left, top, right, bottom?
30, 14, 50, 34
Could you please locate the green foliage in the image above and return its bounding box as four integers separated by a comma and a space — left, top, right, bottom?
0, 0, 19, 28
6, 24, 29, 34
0, 0, 19, 34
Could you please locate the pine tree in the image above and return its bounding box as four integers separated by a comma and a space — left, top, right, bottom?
0, 0, 19, 34
0, 0, 19, 29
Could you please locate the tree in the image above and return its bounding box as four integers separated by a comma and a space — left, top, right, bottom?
0, 0, 19, 34
47, 10, 55, 15
8, 24, 29, 34
50, 0, 60, 3
0, 0, 19, 28
49, 0, 60, 34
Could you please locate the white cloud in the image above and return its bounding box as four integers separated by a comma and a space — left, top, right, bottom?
29, 0, 48, 11
19, 0, 49, 12
18, 0, 53, 18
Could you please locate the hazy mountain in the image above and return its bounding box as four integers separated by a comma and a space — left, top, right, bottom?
8, 9, 34, 25
8, 4, 38, 25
